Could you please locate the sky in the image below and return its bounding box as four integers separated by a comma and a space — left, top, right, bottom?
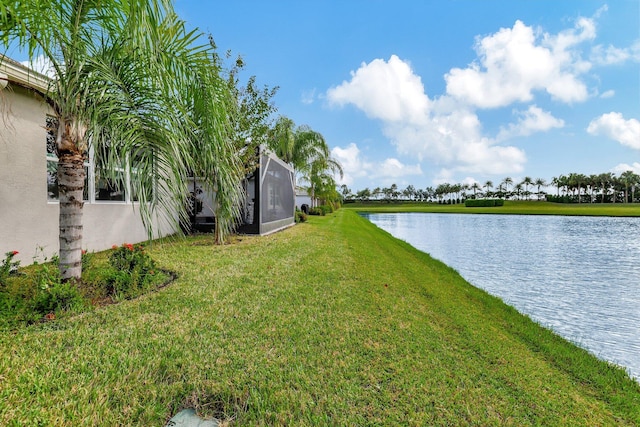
173, 0, 640, 192
10, 0, 640, 192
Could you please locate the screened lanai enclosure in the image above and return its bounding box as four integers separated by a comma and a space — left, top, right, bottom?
186, 146, 295, 235
239, 147, 296, 235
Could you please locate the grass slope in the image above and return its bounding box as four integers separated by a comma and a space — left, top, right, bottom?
1, 210, 638, 425
348, 200, 640, 216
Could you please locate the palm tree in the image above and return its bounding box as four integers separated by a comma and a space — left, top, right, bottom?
598, 172, 614, 203
521, 176, 533, 200
587, 174, 599, 203
404, 185, 416, 201
484, 180, 493, 198
270, 119, 343, 207
513, 183, 523, 200
470, 182, 481, 199
619, 171, 639, 203
451, 183, 462, 204
569, 173, 588, 203
372, 187, 381, 200
382, 186, 392, 201
356, 188, 371, 202
534, 178, 546, 201
340, 184, 352, 200
390, 183, 399, 200
1, 0, 240, 279
269, 116, 297, 165
313, 175, 341, 206
501, 177, 513, 199
611, 175, 623, 204
551, 176, 562, 197
424, 186, 435, 202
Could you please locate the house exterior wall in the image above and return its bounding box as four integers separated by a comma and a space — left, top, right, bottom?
0, 61, 176, 266
295, 191, 312, 210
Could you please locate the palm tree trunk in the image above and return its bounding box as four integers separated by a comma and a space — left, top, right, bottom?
624, 186, 629, 203
58, 152, 85, 281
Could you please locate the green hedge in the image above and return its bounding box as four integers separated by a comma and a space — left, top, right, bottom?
309, 205, 336, 216
465, 199, 504, 207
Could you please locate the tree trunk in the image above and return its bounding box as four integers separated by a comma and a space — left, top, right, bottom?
58, 152, 85, 281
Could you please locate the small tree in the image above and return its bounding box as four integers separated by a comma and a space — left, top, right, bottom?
2, 0, 244, 279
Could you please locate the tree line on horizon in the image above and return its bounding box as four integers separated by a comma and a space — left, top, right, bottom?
341, 170, 640, 204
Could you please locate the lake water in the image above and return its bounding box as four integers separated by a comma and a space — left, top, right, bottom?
363, 212, 640, 381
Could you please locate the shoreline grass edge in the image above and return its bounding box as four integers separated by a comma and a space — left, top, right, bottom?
0, 209, 638, 425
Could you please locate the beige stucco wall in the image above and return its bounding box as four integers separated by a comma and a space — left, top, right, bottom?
0, 82, 177, 266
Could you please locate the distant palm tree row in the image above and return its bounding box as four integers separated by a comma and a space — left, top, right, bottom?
549, 171, 640, 204
342, 170, 640, 204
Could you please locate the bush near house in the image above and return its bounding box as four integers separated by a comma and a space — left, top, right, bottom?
308, 205, 332, 216
0, 245, 171, 329
295, 209, 308, 223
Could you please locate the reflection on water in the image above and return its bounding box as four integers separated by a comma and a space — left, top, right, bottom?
364, 213, 640, 381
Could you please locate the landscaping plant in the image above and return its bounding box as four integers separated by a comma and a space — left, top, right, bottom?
0, 251, 20, 286
105, 243, 158, 299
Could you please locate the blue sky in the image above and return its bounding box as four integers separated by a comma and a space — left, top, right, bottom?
174, 0, 639, 192
9, 1, 639, 192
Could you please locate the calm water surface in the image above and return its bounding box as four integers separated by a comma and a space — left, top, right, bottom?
363, 213, 640, 381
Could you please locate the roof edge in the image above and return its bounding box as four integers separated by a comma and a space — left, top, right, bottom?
0, 55, 51, 93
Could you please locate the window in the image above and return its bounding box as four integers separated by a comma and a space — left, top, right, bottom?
46, 116, 147, 204
95, 168, 126, 201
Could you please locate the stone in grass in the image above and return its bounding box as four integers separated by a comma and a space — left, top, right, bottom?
165, 408, 218, 427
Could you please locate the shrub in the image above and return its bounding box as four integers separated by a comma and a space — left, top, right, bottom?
33, 281, 84, 315
0, 251, 20, 287
308, 207, 324, 216
106, 243, 157, 299
295, 210, 308, 223
81, 249, 94, 270
319, 205, 333, 215
28, 255, 85, 317
465, 199, 505, 207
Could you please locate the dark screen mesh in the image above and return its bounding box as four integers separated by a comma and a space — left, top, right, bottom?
261, 155, 294, 223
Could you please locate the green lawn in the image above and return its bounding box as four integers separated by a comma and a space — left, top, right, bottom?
1, 210, 638, 425
347, 200, 640, 216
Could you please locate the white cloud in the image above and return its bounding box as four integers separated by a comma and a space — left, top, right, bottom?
374, 158, 422, 178
331, 142, 422, 186
612, 162, 640, 175
497, 105, 564, 140
445, 18, 593, 108
599, 89, 615, 99
301, 88, 316, 105
20, 55, 56, 78
591, 40, 640, 65
327, 55, 429, 124
326, 55, 527, 176
591, 45, 631, 65
331, 143, 371, 185
587, 112, 640, 150
326, 11, 632, 183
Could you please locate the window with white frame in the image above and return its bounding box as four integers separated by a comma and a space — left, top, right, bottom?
94, 146, 126, 202
46, 116, 148, 203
